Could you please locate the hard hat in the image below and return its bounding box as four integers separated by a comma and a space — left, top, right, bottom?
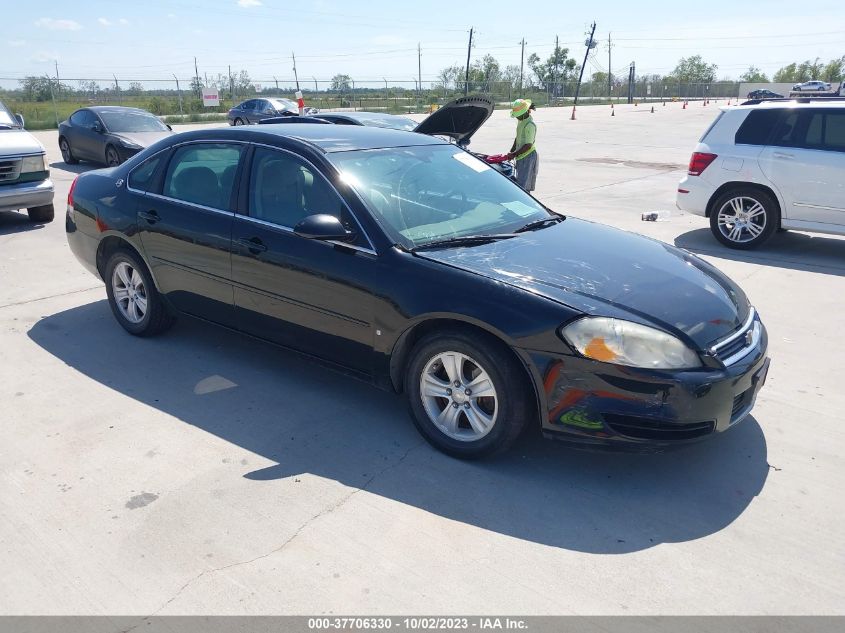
510, 99, 532, 117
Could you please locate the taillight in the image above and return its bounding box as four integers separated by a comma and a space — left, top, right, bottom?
67, 175, 79, 221
688, 152, 717, 176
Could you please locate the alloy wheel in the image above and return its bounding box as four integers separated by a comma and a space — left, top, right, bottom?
60, 140, 71, 163
106, 147, 120, 167
112, 262, 148, 324
716, 196, 767, 244
419, 351, 498, 441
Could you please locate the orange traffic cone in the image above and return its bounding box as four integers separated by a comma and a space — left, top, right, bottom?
683, 101, 687, 109
611, 108, 615, 117
650, 106, 654, 113
570, 105, 576, 121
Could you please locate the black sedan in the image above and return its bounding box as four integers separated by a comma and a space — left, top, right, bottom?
227, 98, 318, 126
59, 106, 173, 167
65, 124, 770, 458
746, 89, 784, 100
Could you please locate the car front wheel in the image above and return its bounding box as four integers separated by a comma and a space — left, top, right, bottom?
405, 330, 531, 459
104, 250, 173, 336
709, 187, 779, 249
105, 146, 121, 167
233, 118, 244, 126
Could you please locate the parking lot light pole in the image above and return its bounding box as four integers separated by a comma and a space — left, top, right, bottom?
173, 74, 183, 116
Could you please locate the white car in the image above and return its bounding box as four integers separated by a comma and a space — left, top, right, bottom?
792, 80, 832, 92
676, 100, 845, 249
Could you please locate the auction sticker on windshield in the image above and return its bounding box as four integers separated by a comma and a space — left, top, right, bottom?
452, 152, 490, 172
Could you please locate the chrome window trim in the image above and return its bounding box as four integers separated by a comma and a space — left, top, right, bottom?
709, 307, 756, 353
247, 142, 378, 254
144, 191, 236, 218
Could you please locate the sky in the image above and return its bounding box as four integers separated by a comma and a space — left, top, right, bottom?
3, 0, 845, 88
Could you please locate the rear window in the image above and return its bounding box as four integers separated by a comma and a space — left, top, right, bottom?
735, 109, 782, 145
699, 112, 724, 142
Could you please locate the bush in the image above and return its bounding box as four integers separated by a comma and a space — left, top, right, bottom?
147, 97, 166, 115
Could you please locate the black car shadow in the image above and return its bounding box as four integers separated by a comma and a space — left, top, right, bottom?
676, 228, 845, 277
49, 161, 101, 175
0, 210, 46, 234
28, 300, 770, 554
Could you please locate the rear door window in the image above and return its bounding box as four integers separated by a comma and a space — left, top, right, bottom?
769, 111, 803, 148
162, 143, 244, 210
735, 109, 782, 145
822, 111, 845, 152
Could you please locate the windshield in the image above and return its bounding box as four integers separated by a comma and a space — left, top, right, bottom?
0, 101, 18, 127
100, 111, 168, 133
328, 144, 551, 247
360, 115, 418, 132
269, 99, 298, 112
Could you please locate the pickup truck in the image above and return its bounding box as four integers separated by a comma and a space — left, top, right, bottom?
0, 100, 54, 223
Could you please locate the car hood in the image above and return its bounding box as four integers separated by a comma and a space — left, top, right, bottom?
415, 218, 750, 348
413, 95, 494, 143
111, 130, 173, 148
0, 128, 45, 155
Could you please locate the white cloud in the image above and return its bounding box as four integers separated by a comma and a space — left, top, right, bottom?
8, 40, 27, 47
34, 18, 82, 31
31, 50, 59, 63
119, 18, 129, 25
167, 13, 176, 18
237, 0, 262, 7
98, 17, 112, 26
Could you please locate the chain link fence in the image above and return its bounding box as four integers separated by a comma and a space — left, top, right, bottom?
1, 76, 742, 129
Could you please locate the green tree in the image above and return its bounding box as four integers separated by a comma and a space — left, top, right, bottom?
528, 43, 577, 91
739, 66, 769, 83
18, 76, 54, 102
669, 55, 718, 83
775, 58, 826, 82
821, 56, 845, 82
436, 64, 463, 89
331, 74, 352, 92
127, 81, 144, 96
773, 63, 798, 82
189, 77, 203, 98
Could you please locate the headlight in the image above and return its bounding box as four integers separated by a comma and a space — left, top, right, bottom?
20, 154, 48, 173
560, 317, 702, 369
120, 139, 141, 149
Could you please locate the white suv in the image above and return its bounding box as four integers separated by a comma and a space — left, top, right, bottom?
676, 100, 845, 249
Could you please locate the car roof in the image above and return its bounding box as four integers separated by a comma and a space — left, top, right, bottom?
87, 106, 154, 114
729, 99, 845, 111
189, 123, 447, 153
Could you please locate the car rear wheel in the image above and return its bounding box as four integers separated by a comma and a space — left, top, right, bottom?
27, 204, 54, 223
105, 145, 121, 167
59, 137, 78, 164
709, 187, 779, 250
233, 118, 244, 126
105, 250, 173, 336
405, 330, 531, 459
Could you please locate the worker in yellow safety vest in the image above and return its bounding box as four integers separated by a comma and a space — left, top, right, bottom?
505, 98, 539, 191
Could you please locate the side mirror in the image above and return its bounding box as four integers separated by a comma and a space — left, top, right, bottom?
166, 124, 173, 131
92, 120, 103, 133
14, 113, 24, 127
293, 214, 355, 242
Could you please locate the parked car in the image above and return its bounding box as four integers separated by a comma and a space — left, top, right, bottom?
0, 100, 54, 222
746, 89, 783, 100
676, 100, 845, 248
262, 96, 515, 179
227, 98, 318, 126
66, 124, 769, 458
791, 80, 832, 92
59, 106, 173, 167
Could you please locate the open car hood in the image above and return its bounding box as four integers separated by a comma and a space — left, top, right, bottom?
413, 96, 494, 143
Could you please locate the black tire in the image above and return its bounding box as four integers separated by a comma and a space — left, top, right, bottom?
233, 118, 244, 126
59, 137, 78, 165
709, 187, 779, 250
105, 145, 121, 167
404, 330, 532, 459
27, 204, 55, 223
104, 249, 174, 337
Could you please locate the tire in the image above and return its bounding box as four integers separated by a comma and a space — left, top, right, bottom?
105, 145, 121, 167
404, 330, 532, 459
27, 204, 55, 223
59, 137, 78, 164
709, 187, 779, 250
104, 249, 173, 337
233, 118, 244, 126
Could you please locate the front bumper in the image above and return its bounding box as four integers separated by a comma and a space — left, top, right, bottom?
0, 178, 54, 212
527, 323, 769, 448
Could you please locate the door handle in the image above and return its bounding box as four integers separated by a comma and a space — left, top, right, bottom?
236, 237, 268, 253
138, 210, 160, 224
772, 152, 794, 160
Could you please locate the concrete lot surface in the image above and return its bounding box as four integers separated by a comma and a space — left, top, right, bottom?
1, 102, 844, 614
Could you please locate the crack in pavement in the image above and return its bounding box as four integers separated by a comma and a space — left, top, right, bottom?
0, 285, 102, 310
148, 441, 425, 615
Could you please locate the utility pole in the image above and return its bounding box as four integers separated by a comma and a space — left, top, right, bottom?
571, 21, 597, 120
228, 65, 233, 101
54, 60, 60, 100
519, 38, 525, 94
312, 76, 318, 92
292, 52, 300, 91
553, 35, 559, 98
607, 33, 612, 100
173, 74, 183, 115
194, 57, 200, 96
464, 27, 473, 96
418, 42, 422, 106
